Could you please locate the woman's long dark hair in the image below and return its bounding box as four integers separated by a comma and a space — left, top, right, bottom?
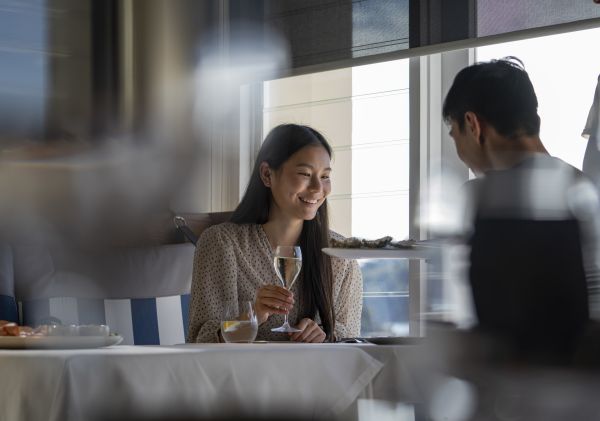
230, 124, 335, 341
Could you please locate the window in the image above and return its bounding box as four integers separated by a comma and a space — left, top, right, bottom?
263, 59, 411, 337
418, 26, 600, 328
260, 23, 600, 337
0, 3, 47, 138
475, 27, 600, 169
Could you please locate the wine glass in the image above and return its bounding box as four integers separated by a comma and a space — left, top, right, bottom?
221, 301, 258, 343
271, 245, 302, 333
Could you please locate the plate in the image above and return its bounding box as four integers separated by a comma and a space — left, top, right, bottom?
322, 247, 433, 260
0, 335, 123, 349
364, 337, 422, 345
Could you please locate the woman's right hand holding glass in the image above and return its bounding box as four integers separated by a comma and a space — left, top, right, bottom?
255, 285, 294, 325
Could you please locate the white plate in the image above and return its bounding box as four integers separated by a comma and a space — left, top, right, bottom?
322, 247, 433, 260
363, 337, 423, 345
0, 335, 123, 349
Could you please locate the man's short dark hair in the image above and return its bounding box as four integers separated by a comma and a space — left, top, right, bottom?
442, 57, 540, 138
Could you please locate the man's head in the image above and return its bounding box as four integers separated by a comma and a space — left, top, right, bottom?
443, 58, 541, 173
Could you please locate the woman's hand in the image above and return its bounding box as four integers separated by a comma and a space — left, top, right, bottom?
289, 318, 326, 343
255, 285, 294, 325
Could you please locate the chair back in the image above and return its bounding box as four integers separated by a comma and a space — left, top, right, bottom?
174, 211, 233, 245
0, 244, 18, 323
14, 242, 195, 345
13, 211, 232, 344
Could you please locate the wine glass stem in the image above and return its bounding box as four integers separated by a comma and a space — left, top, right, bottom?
283, 286, 291, 326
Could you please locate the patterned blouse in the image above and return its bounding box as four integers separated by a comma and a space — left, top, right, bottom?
187, 222, 363, 342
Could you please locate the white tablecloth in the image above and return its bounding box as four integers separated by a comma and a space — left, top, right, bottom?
0, 343, 385, 421
346, 344, 423, 403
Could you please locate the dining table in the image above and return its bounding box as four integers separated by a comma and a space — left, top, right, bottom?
0, 341, 424, 421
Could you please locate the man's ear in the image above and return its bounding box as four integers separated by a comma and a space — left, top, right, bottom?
259, 162, 272, 187
464, 111, 484, 145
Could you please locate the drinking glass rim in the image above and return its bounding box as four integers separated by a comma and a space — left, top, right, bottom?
274, 245, 302, 258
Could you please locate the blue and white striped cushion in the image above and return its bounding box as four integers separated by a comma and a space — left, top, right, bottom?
0, 243, 17, 323
0, 294, 18, 323
21, 294, 190, 345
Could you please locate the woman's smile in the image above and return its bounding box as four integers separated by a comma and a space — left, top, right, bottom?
298, 196, 320, 205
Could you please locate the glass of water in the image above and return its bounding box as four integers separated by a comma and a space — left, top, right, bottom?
221, 301, 258, 343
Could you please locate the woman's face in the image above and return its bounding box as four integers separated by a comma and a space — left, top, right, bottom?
266, 144, 332, 222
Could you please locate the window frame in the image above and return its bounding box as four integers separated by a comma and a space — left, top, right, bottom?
237, 17, 600, 336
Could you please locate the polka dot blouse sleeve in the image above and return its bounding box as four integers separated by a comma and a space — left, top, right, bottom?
186, 225, 238, 343
332, 258, 363, 339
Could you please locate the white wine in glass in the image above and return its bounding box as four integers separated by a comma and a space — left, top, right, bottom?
271, 245, 302, 333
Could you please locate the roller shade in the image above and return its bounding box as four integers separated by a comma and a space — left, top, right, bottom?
477, 0, 600, 37
264, 0, 409, 69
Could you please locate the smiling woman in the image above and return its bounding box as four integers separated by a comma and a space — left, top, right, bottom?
187, 124, 363, 343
